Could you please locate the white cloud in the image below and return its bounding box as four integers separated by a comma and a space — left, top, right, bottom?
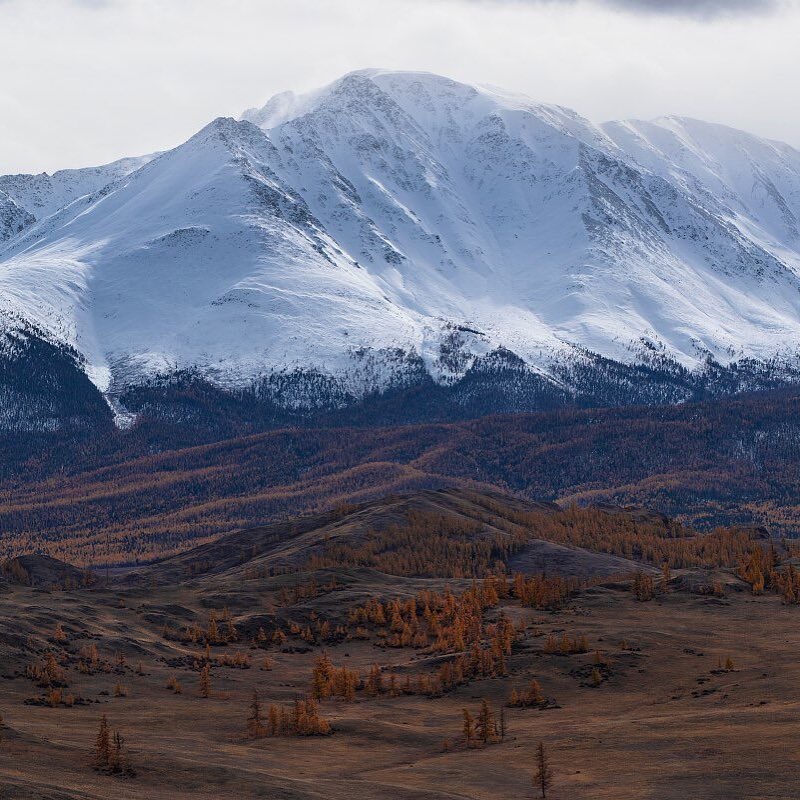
600, 0, 779, 15
1, 0, 799, 173
475, 0, 784, 19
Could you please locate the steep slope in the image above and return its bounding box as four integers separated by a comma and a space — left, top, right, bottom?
0, 117, 434, 401
603, 115, 800, 249
0, 153, 155, 232
249, 71, 800, 372
0, 153, 161, 430
0, 190, 34, 242
3, 69, 800, 428
0, 324, 112, 433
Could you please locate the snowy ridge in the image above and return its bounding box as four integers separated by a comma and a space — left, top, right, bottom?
0, 190, 34, 242
0, 153, 156, 225
2, 69, 800, 416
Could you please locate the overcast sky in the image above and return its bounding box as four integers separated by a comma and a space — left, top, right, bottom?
1, 0, 799, 174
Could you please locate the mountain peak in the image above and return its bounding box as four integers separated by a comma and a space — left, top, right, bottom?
3, 72, 800, 428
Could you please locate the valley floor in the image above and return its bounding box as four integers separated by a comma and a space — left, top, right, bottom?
0, 570, 795, 799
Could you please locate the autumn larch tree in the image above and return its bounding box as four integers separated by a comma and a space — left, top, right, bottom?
207, 612, 220, 644
311, 653, 334, 700
476, 699, 494, 745
248, 688, 266, 738
462, 709, 475, 748
199, 665, 211, 698
111, 729, 134, 777
95, 714, 111, 771
725, 656, 735, 672
534, 740, 553, 799
268, 704, 280, 737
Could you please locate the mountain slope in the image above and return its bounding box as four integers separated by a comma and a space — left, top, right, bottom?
121, 487, 649, 585
2, 69, 800, 427
602, 115, 800, 247
3, 386, 800, 567
0, 153, 155, 233
0, 117, 430, 399
0, 190, 34, 242
249, 71, 800, 372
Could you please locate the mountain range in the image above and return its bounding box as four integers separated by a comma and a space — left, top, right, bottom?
3, 69, 800, 432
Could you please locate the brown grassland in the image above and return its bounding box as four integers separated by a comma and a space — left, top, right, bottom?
1, 489, 799, 798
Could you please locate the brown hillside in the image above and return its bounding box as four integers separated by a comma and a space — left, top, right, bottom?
2, 389, 800, 566
125, 488, 647, 587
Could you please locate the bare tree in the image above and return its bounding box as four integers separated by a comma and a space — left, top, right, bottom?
534, 740, 553, 799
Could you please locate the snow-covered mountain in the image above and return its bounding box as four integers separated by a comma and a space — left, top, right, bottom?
3, 69, 800, 428
0, 154, 155, 241
0, 190, 34, 243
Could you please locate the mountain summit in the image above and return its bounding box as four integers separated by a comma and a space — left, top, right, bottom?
2, 69, 800, 429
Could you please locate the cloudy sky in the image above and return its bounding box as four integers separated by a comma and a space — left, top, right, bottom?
1, 0, 799, 174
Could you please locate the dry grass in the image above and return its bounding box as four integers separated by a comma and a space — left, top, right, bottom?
0, 560, 796, 799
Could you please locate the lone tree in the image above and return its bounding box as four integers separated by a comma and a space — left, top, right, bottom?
462, 709, 475, 748
476, 699, 495, 745
94, 716, 134, 777
95, 714, 111, 770
248, 688, 266, 738
109, 731, 134, 776
534, 740, 553, 799
199, 665, 211, 698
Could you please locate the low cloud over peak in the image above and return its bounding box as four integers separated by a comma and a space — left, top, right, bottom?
602, 0, 779, 18
483, 0, 784, 19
